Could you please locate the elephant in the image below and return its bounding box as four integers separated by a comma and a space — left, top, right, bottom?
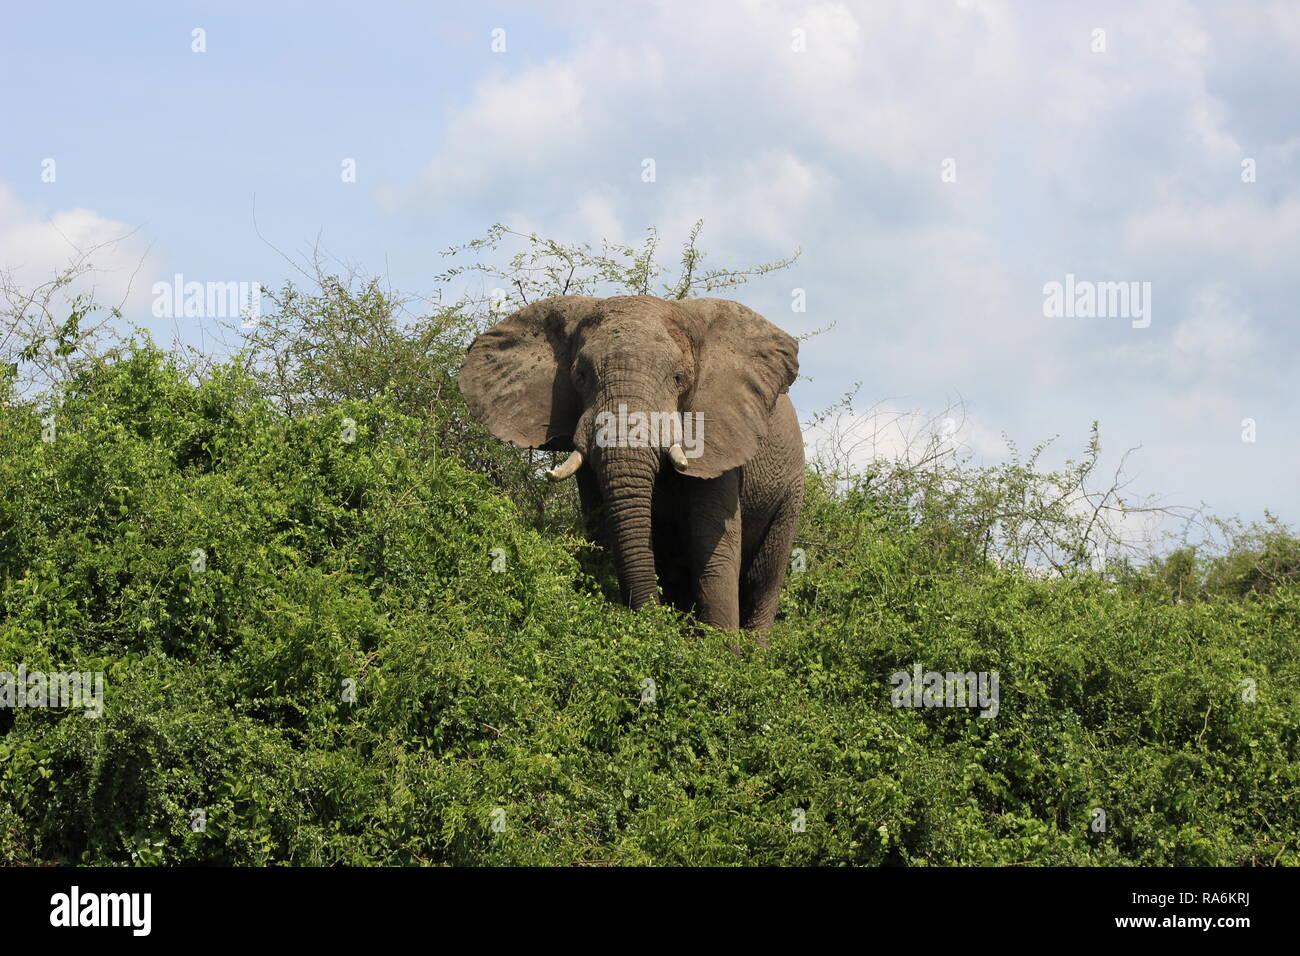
458, 294, 804, 639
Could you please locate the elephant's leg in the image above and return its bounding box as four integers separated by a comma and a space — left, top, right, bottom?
684, 470, 743, 630
740, 483, 804, 637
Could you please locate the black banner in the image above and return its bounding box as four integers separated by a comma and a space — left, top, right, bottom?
0, 865, 1283, 941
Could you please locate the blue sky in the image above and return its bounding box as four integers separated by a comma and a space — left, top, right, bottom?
2, 1, 1297, 536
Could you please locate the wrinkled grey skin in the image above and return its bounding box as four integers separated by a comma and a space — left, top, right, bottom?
459, 294, 804, 638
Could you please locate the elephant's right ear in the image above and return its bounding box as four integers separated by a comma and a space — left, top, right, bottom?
458, 297, 593, 450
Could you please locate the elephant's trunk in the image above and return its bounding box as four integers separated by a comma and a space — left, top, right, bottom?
595, 444, 660, 609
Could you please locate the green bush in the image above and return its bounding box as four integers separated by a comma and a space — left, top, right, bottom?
0, 339, 1295, 865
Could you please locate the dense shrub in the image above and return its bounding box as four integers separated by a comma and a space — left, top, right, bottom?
0, 340, 1295, 865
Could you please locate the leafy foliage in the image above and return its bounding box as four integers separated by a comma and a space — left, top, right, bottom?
1, 339, 1295, 865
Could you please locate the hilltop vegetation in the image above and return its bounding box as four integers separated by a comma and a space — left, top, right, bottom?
0, 335, 1295, 865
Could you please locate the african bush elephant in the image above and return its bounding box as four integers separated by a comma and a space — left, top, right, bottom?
458, 294, 804, 637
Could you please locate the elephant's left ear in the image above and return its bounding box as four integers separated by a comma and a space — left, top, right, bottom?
679, 298, 799, 479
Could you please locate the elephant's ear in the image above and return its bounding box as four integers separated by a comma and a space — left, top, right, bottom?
458, 297, 594, 450
681, 298, 799, 479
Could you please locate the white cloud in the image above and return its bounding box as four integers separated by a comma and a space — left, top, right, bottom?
1171, 284, 1254, 362
803, 400, 1008, 474
1104, 282, 1256, 383
1123, 197, 1300, 276
0, 183, 158, 317
657, 149, 830, 246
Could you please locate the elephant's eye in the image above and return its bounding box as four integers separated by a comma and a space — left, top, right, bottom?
674, 371, 686, 388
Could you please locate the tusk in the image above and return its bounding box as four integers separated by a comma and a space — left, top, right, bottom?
667, 444, 689, 472
545, 450, 584, 482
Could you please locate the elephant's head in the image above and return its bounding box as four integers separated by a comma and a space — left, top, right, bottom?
458, 294, 798, 608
